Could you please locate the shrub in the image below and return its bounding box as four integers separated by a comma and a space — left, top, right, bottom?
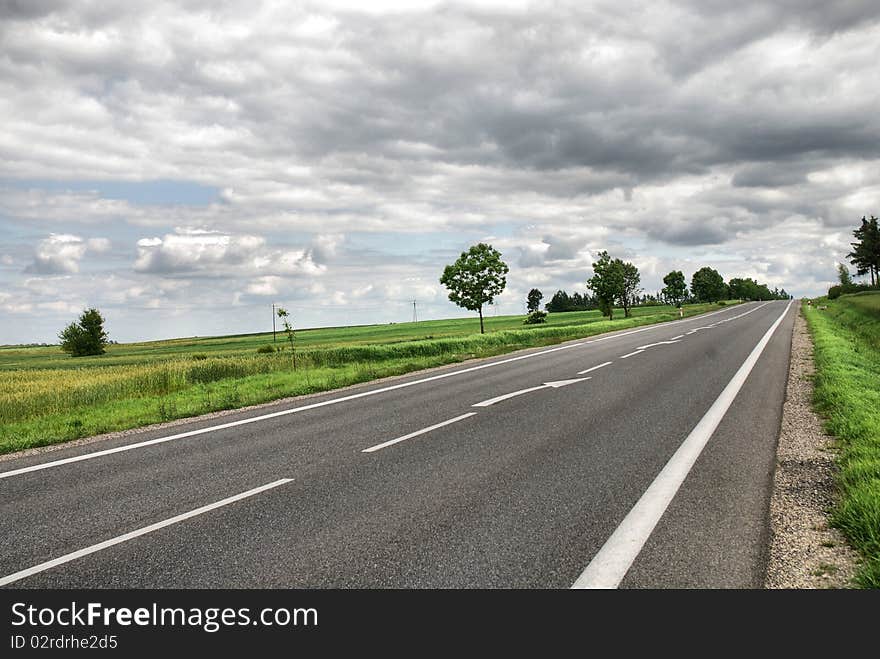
256, 345, 276, 354
191, 353, 209, 360
59, 308, 108, 357
523, 310, 548, 325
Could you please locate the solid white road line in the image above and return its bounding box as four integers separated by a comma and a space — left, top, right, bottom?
361, 413, 477, 453
0, 478, 294, 587
0, 303, 758, 481
571, 300, 792, 589
578, 361, 613, 375
472, 378, 590, 408
619, 350, 644, 359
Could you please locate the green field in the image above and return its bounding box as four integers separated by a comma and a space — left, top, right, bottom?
804, 292, 880, 588
0, 303, 730, 456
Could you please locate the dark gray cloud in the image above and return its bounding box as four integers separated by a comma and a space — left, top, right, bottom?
732, 164, 810, 188
0, 0, 69, 20
646, 221, 731, 247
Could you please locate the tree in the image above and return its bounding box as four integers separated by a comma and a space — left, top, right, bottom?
545, 290, 572, 312
848, 215, 879, 286
619, 260, 641, 318
587, 251, 624, 320
526, 288, 543, 313
440, 243, 509, 334
59, 308, 108, 357
836, 263, 853, 286
690, 267, 727, 302
276, 307, 296, 368
661, 270, 688, 308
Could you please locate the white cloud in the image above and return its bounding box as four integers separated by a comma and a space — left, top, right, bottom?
246, 275, 282, 297
134, 229, 266, 273
27, 234, 88, 274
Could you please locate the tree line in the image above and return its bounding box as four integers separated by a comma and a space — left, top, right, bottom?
439, 243, 790, 333
539, 264, 788, 320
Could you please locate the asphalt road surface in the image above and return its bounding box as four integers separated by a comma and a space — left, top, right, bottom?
0, 300, 795, 588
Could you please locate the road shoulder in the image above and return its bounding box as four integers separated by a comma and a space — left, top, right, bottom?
765, 305, 860, 588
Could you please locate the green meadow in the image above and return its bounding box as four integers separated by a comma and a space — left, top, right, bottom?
0, 303, 727, 456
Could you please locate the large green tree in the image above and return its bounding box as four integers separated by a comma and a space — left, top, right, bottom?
661, 270, 688, 308
59, 308, 109, 357
691, 267, 727, 302
848, 215, 879, 286
440, 243, 509, 334
587, 251, 624, 320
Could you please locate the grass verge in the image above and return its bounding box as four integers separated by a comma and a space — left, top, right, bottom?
0, 302, 729, 456
804, 292, 880, 588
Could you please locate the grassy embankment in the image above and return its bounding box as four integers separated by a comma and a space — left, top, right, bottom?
804, 292, 880, 588
0, 302, 730, 456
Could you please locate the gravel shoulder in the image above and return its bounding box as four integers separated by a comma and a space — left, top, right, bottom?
765, 305, 860, 588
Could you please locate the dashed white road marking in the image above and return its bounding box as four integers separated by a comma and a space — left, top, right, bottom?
619, 350, 644, 359
361, 413, 477, 453
577, 361, 613, 375
637, 340, 681, 350
473, 378, 591, 408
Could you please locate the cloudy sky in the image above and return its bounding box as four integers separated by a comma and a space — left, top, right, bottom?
2, 0, 878, 344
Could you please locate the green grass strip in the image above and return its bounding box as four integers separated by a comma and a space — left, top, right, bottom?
804, 293, 880, 588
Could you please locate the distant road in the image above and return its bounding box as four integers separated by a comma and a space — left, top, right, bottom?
0, 301, 794, 588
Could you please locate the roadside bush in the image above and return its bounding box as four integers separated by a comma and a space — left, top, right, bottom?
828, 283, 879, 299
523, 310, 548, 325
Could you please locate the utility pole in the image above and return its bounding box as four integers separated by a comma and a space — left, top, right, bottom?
272, 303, 276, 342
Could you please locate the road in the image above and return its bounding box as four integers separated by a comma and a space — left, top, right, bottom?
0, 300, 794, 588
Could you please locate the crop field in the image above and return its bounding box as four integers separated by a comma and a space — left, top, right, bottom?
0, 303, 729, 455
805, 291, 880, 588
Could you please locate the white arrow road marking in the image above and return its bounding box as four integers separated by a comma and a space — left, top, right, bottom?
0, 478, 294, 587
361, 413, 477, 453
472, 377, 591, 407
544, 378, 591, 388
